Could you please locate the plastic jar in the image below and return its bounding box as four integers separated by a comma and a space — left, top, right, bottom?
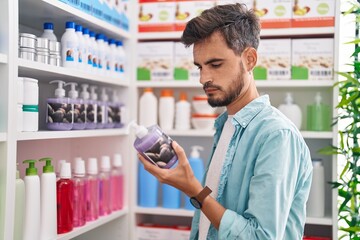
22, 77, 39, 105
22, 105, 39, 132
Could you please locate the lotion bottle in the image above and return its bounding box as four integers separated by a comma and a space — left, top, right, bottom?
277, 92, 302, 130
14, 165, 25, 240
39, 157, 57, 240
175, 92, 191, 130
99, 156, 112, 216
23, 159, 40, 240
159, 89, 175, 131
73, 158, 87, 227
111, 153, 124, 211
89, 31, 98, 72
66, 82, 86, 130
61, 21, 78, 68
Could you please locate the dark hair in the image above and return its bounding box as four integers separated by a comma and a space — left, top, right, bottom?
180, 3, 260, 55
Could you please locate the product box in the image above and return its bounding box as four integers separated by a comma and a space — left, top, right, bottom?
137, 42, 174, 81
138, 0, 176, 32
80, 0, 92, 15
254, 39, 291, 80
254, 0, 292, 28
215, 0, 253, 10
174, 0, 215, 32
291, 38, 333, 80
119, 0, 130, 31
291, 0, 335, 28
172, 226, 191, 240
174, 43, 199, 81
137, 224, 172, 240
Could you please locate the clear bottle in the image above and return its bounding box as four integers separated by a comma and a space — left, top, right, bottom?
139, 88, 157, 128
159, 89, 175, 131
82, 28, 93, 70
75, 24, 85, 69
73, 158, 87, 227
89, 31, 98, 72
86, 158, 99, 221
175, 92, 191, 130
82, 84, 97, 129
99, 156, 112, 216
97, 87, 109, 129
56, 159, 66, 181
66, 82, 86, 130
40, 22, 57, 42
277, 92, 302, 130
307, 159, 325, 217
23, 159, 40, 240
57, 162, 74, 234
39, 158, 57, 240
109, 89, 124, 129
47, 80, 73, 130
116, 40, 126, 80
61, 21, 78, 68
96, 33, 106, 74
130, 121, 178, 169
111, 153, 124, 211
14, 165, 25, 240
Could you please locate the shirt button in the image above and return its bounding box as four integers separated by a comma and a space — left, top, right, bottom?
242, 122, 246, 126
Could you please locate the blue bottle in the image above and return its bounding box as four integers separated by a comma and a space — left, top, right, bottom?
138, 162, 158, 207
185, 146, 205, 210
162, 163, 180, 209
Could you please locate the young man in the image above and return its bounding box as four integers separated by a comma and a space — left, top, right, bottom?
138, 3, 313, 239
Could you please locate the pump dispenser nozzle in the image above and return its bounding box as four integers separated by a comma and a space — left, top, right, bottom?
23, 159, 38, 176
111, 89, 119, 103
89, 85, 98, 100
129, 120, 148, 139
49, 80, 66, 98
100, 87, 109, 102
80, 84, 90, 100
284, 92, 294, 104
39, 157, 54, 173
190, 146, 204, 158
65, 82, 79, 99
315, 92, 322, 105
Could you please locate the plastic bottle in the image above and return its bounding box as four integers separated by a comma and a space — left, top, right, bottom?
129, 121, 178, 169
23, 159, 40, 240
103, 36, 111, 76
57, 162, 74, 234
139, 88, 158, 127
75, 24, 85, 69
89, 31, 98, 72
61, 21, 79, 68
83, 85, 98, 129
109, 89, 124, 128
99, 156, 112, 216
277, 92, 302, 130
56, 159, 66, 181
307, 92, 331, 131
46, 80, 73, 130
82, 28, 93, 71
138, 162, 158, 207
66, 82, 86, 130
159, 89, 175, 131
96, 33, 106, 74
14, 165, 25, 240
307, 159, 325, 217
72, 158, 87, 227
162, 163, 180, 209
116, 40, 126, 80
40, 22, 57, 41
108, 39, 117, 77
98, 87, 109, 129
175, 92, 191, 130
86, 158, 99, 221
111, 153, 124, 211
39, 158, 57, 240
184, 146, 205, 210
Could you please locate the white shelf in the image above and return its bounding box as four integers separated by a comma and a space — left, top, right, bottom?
0, 53, 8, 64
18, 59, 129, 87
135, 207, 194, 217
0, 133, 7, 142
19, 0, 131, 40
137, 27, 334, 40
57, 208, 129, 240
17, 128, 128, 141
301, 131, 333, 139
136, 81, 201, 88
306, 215, 333, 226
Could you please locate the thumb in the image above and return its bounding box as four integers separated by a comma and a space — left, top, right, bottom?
172, 141, 188, 164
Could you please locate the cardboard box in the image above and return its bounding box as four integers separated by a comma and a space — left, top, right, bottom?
291, 0, 335, 28
174, 0, 215, 32
174, 43, 199, 81
254, 39, 291, 80
138, 0, 176, 32
172, 226, 191, 240
137, 224, 172, 240
291, 38, 333, 80
254, 0, 292, 28
137, 42, 174, 81
215, 0, 253, 9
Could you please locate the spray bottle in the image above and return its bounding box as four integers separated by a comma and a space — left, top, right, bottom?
185, 146, 205, 210
47, 80, 73, 130
66, 82, 86, 130
81, 84, 97, 129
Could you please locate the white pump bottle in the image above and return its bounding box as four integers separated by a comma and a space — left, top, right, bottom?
277, 92, 302, 130
66, 82, 86, 130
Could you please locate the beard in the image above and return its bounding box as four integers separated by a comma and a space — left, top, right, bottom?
204, 64, 245, 107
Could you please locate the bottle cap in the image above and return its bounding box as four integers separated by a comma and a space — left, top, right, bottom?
60, 162, 72, 179
49, 80, 66, 98
315, 92, 322, 105
109, 39, 116, 45
74, 159, 85, 176
144, 88, 153, 93
179, 92, 187, 101
57, 159, 66, 174
116, 41, 123, 46
87, 158, 98, 175
89, 31, 95, 38
96, 33, 104, 40
39, 157, 54, 173
161, 89, 173, 97
129, 121, 148, 139
82, 28, 90, 35
190, 146, 204, 158
80, 84, 90, 100
23, 159, 38, 176
113, 154, 123, 167
65, 21, 75, 29
44, 22, 54, 30
284, 92, 294, 104
312, 158, 323, 167
101, 156, 111, 172
65, 82, 79, 99
75, 24, 83, 32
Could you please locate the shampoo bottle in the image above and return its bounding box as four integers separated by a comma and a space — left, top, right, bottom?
130, 121, 178, 169
139, 88, 157, 128
159, 89, 175, 131
111, 153, 124, 211
66, 82, 86, 130
175, 92, 191, 130
307, 159, 325, 217
82, 28, 93, 71
307, 92, 331, 131
14, 165, 25, 240
73, 158, 87, 227
61, 21, 78, 68
47, 80, 73, 131
57, 162, 74, 234
23, 159, 40, 240
185, 146, 205, 210
99, 156, 112, 216
86, 158, 99, 221
75, 24, 85, 69
138, 162, 158, 207
277, 92, 302, 130
39, 157, 57, 240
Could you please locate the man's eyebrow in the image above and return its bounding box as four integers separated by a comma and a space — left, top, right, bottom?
194, 58, 224, 66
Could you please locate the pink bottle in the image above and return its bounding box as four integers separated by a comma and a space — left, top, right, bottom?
57, 162, 74, 234
72, 158, 86, 227
86, 158, 99, 221
111, 153, 124, 211
99, 156, 112, 216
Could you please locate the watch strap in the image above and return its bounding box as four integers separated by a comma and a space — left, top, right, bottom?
195, 186, 212, 203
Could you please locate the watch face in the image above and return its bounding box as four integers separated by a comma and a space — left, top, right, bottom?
190, 197, 202, 209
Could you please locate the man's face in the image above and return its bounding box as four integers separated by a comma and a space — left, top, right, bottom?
193, 32, 248, 108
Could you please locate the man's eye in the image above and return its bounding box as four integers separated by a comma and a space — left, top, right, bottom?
211, 64, 221, 68
197, 66, 202, 70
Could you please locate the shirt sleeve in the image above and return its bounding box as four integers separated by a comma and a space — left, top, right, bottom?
218, 129, 310, 239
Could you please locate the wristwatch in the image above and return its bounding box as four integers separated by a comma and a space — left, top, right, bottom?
190, 186, 212, 209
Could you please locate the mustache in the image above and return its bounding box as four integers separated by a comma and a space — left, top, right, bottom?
203, 82, 221, 91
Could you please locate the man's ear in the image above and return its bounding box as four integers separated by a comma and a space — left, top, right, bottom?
243, 47, 257, 72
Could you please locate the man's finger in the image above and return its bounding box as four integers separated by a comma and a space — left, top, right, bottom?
172, 141, 188, 164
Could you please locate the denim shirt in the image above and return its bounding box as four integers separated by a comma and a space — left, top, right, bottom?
189, 95, 313, 240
